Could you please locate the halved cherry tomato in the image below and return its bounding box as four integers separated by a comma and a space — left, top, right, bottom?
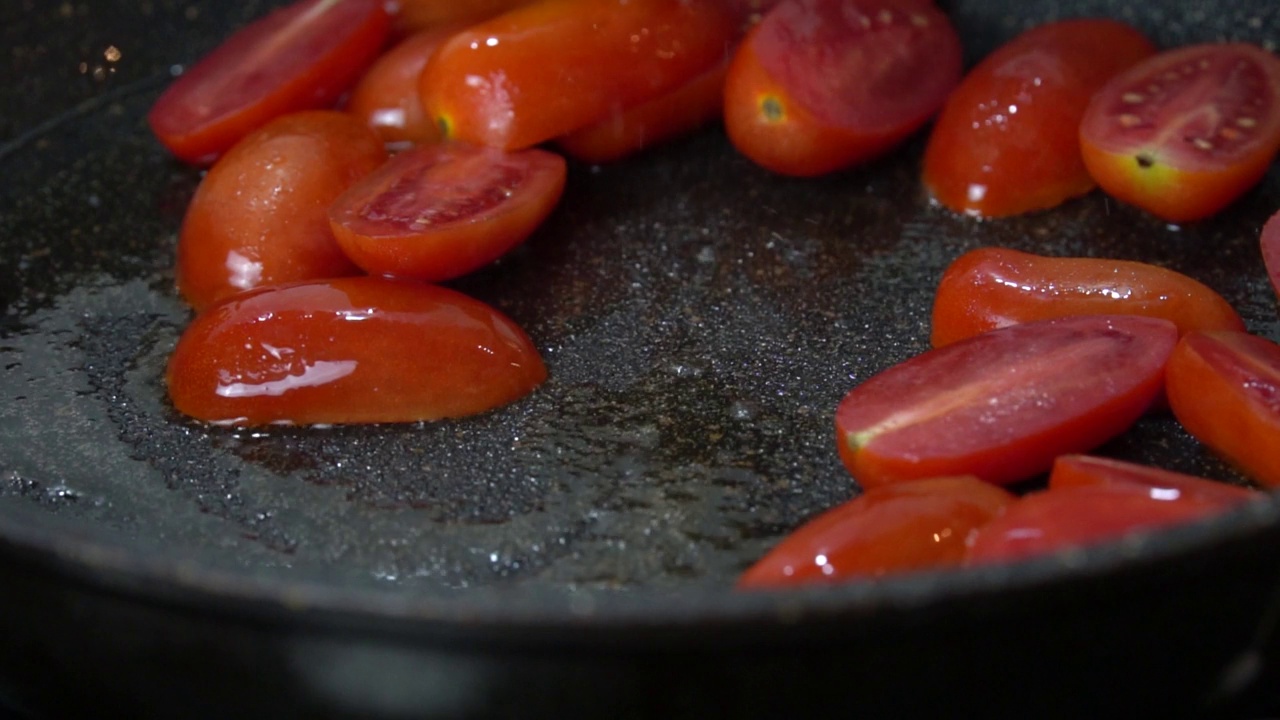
419, 0, 738, 150
1166, 330, 1280, 488
176, 111, 387, 311
328, 143, 566, 282
930, 247, 1245, 347
148, 0, 391, 165
835, 315, 1178, 489
1263, 209, 1280, 302
345, 25, 462, 146
166, 277, 547, 426
737, 476, 1014, 589
1080, 43, 1280, 223
922, 19, 1155, 217
390, 0, 536, 35
723, 0, 962, 177
1049, 455, 1260, 506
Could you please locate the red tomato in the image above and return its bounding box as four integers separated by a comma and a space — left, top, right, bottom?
723, 0, 962, 177
328, 143, 566, 282
1263, 209, 1280, 302
1080, 43, 1280, 223
930, 247, 1245, 347
148, 0, 391, 165
390, 0, 536, 35
737, 476, 1014, 589
1049, 455, 1261, 506
176, 111, 386, 311
345, 25, 462, 146
419, 0, 738, 150
922, 19, 1155, 217
166, 277, 547, 425
835, 315, 1178, 489
1166, 330, 1280, 489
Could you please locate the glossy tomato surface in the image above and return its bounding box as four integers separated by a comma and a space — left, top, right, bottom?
1080, 43, 1280, 223
165, 277, 547, 426
835, 315, 1178, 489
390, 0, 535, 34
930, 246, 1245, 347
1049, 455, 1261, 506
344, 25, 460, 146
723, 0, 961, 177
147, 0, 390, 165
328, 143, 566, 282
923, 19, 1154, 217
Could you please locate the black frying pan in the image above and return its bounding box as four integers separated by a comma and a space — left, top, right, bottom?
2, 1, 1280, 717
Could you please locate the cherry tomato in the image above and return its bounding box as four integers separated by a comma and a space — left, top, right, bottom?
328, 143, 566, 282
930, 247, 1245, 347
835, 315, 1177, 489
737, 476, 1014, 589
1263, 209, 1280, 302
419, 0, 738, 150
723, 0, 962, 177
390, 0, 536, 35
166, 277, 547, 426
176, 111, 386, 312
1080, 43, 1280, 223
345, 25, 462, 146
1166, 330, 1280, 489
922, 19, 1155, 217
1049, 455, 1261, 506
148, 0, 391, 165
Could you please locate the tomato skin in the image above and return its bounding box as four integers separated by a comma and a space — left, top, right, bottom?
419, 0, 738, 150
148, 0, 391, 165
1166, 330, 1280, 489
1263, 209, 1280, 302
922, 19, 1155, 217
165, 277, 547, 426
1049, 455, 1261, 506
175, 111, 386, 312
737, 476, 1014, 589
723, 0, 962, 177
1080, 44, 1280, 223
345, 26, 461, 146
328, 143, 566, 282
930, 247, 1245, 347
390, 0, 536, 35
835, 315, 1178, 489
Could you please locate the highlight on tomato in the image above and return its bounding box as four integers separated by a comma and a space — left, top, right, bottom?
1049, 455, 1261, 506
344, 25, 461, 146
148, 0, 391, 165
930, 247, 1245, 347
922, 19, 1155, 217
165, 277, 548, 426
1079, 43, 1280, 223
723, 0, 962, 177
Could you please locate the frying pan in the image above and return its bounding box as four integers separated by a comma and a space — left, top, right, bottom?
2, 0, 1280, 717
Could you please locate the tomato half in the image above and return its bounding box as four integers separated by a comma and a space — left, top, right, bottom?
148, 0, 391, 165
1263, 208, 1280, 302
723, 0, 962, 177
176, 111, 387, 312
328, 143, 566, 282
344, 25, 462, 146
166, 277, 547, 426
930, 247, 1245, 347
737, 476, 1014, 589
835, 315, 1178, 489
1049, 455, 1261, 506
390, 0, 536, 35
922, 19, 1155, 217
1080, 43, 1280, 223
1166, 330, 1280, 489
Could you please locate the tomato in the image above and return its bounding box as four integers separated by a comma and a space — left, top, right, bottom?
1079, 43, 1280, 223
1166, 330, 1280, 489
390, 0, 536, 35
328, 143, 566, 282
930, 247, 1245, 347
166, 277, 547, 426
345, 25, 462, 147
419, 0, 738, 150
737, 476, 1014, 589
835, 315, 1177, 489
1049, 455, 1261, 506
176, 111, 387, 311
1263, 209, 1280, 302
922, 19, 1155, 217
722, 0, 962, 177
148, 0, 391, 165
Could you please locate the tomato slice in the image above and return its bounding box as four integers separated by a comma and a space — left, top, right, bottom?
344, 25, 462, 147
1263, 208, 1280, 302
723, 0, 962, 177
1049, 455, 1261, 506
737, 476, 1014, 589
147, 0, 391, 165
390, 0, 536, 35
930, 246, 1245, 347
176, 111, 387, 312
835, 315, 1178, 489
922, 19, 1155, 217
166, 277, 547, 426
1166, 330, 1280, 489
328, 143, 566, 282
1080, 43, 1280, 223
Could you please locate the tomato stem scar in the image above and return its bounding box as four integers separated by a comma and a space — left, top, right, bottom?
760, 96, 784, 123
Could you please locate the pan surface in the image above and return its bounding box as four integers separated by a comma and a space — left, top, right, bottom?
2, 0, 1280, 717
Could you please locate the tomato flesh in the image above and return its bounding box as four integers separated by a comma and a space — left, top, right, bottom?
166, 277, 547, 426
1049, 455, 1261, 506
345, 26, 461, 146
1263, 208, 1280, 302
